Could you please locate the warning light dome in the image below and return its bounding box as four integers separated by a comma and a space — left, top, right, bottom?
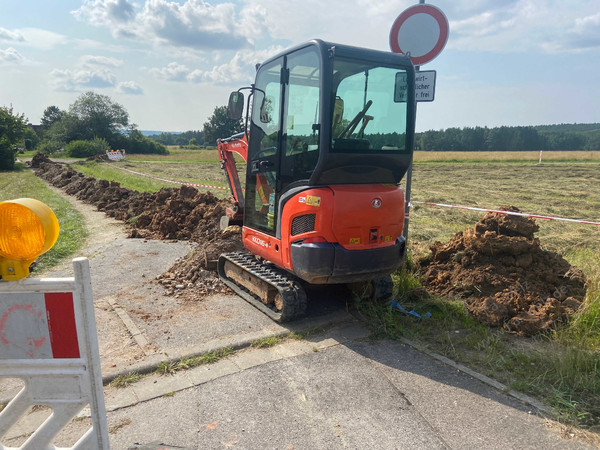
0, 198, 60, 281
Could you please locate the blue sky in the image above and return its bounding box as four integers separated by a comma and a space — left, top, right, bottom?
1, 0, 599, 133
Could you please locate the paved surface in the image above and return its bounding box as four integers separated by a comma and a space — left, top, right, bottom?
1, 204, 598, 449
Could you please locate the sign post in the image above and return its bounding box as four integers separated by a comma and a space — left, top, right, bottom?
389, 1, 449, 242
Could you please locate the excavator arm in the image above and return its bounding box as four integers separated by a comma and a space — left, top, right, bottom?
217, 132, 248, 225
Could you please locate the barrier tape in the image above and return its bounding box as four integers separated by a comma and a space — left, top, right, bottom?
117, 167, 230, 191
411, 201, 600, 226
111, 166, 600, 226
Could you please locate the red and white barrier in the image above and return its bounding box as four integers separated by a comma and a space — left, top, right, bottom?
0, 258, 109, 449
412, 201, 600, 226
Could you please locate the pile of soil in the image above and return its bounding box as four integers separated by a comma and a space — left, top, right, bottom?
33, 158, 243, 297
419, 206, 587, 335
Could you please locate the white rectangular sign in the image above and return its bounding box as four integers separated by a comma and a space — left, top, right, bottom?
395, 70, 436, 103
106, 150, 125, 161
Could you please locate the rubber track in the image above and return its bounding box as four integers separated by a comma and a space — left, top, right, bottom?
218, 252, 307, 322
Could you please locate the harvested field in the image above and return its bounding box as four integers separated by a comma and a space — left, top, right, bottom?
419, 206, 587, 335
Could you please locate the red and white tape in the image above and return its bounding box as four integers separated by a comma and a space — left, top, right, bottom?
118, 167, 230, 191
111, 167, 599, 226
411, 201, 600, 226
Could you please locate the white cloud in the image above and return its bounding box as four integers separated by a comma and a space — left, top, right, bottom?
72, 0, 135, 25
150, 62, 191, 82
80, 55, 124, 68
117, 81, 143, 95
0, 27, 24, 42
187, 46, 284, 84
16, 28, 68, 50
73, 0, 252, 50
50, 68, 117, 91
542, 11, 600, 53
0, 47, 24, 64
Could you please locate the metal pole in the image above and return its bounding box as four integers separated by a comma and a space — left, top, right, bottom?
403, 0, 424, 242
403, 62, 419, 242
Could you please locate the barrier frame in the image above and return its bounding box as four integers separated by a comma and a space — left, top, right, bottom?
0, 258, 109, 449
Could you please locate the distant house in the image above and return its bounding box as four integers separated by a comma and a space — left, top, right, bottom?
28, 123, 43, 137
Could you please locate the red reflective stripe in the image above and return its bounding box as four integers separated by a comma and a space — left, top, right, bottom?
45, 292, 80, 358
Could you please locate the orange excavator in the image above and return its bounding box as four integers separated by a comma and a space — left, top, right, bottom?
217, 39, 415, 322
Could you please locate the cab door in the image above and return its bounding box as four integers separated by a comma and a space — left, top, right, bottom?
245, 57, 284, 235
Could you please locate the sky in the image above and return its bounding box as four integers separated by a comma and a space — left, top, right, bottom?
1, 0, 599, 133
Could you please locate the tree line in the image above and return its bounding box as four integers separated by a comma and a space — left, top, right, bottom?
0, 95, 243, 170
415, 124, 600, 151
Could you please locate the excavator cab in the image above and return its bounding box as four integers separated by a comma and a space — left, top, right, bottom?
218, 40, 415, 321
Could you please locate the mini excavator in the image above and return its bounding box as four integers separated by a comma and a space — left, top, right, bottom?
217, 39, 415, 322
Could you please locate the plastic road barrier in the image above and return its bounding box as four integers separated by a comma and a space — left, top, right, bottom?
0, 258, 109, 449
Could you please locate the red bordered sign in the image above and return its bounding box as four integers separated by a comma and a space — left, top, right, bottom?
389, 4, 449, 66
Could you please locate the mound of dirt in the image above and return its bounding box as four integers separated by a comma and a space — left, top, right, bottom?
419, 206, 587, 335
34, 159, 243, 297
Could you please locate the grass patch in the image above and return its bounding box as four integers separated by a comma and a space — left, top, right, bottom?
72, 159, 241, 198
156, 347, 234, 375
73, 161, 170, 193
0, 162, 88, 274
109, 372, 141, 388
250, 336, 281, 348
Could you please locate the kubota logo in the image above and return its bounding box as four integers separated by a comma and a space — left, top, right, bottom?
371, 198, 382, 209
252, 236, 269, 248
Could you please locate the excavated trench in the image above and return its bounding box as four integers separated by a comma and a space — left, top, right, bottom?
32, 155, 587, 333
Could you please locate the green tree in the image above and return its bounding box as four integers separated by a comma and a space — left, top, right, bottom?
23, 127, 40, 150
0, 106, 27, 169
125, 129, 168, 155
41, 105, 64, 130
68, 91, 129, 143
202, 106, 244, 146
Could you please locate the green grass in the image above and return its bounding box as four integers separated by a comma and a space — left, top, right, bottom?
109, 371, 142, 388
72, 159, 244, 198
73, 161, 171, 193
155, 347, 234, 375
0, 162, 88, 274
250, 336, 281, 348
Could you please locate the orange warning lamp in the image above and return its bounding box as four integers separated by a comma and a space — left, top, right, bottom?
0, 198, 60, 281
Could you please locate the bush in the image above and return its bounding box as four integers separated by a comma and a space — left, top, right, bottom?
89, 137, 111, 154
38, 139, 65, 155
125, 130, 168, 155
0, 137, 15, 170
64, 140, 97, 158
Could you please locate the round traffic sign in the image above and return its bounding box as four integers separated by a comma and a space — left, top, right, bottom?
389, 4, 449, 66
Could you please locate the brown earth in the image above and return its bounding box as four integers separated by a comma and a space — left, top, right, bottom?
419, 206, 587, 335
31, 154, 243, 298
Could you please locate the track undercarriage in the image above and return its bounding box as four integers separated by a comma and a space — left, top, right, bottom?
218, 252, 395, 323
217, 252, 307, 322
